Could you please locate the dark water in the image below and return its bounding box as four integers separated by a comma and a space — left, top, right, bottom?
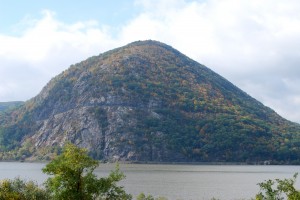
0, 162, 299, 200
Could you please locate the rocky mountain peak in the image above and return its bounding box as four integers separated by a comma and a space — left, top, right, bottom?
0, 40, 300, 163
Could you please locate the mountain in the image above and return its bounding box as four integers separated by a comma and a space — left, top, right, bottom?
0, 101, 23, 112
1, 40, 300, 163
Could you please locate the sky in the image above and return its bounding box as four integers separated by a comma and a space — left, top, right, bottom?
0, 0, 300, 123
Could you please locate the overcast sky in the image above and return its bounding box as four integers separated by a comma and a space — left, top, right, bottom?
1, 0, 300, 123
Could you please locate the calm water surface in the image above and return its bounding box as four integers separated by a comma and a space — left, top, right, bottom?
0, 162, 299, 200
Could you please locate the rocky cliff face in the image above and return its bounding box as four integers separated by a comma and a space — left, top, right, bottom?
1, 40, 300, 163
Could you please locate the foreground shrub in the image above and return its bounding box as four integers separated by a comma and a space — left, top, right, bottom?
136, 192, 168, 200
256, 173, 300, 200
0, 177, 49, 200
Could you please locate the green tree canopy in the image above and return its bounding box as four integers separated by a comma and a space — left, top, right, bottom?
0, 177, 49, 200
42, 143, 131, 200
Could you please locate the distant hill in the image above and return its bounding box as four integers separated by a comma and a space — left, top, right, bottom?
0, 101, 23, 112
0, 40, 300, 163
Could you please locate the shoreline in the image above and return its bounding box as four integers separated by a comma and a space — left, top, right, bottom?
0, 159, 297, 166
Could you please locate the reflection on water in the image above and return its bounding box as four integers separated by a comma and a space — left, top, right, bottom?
0, 162, 299, 200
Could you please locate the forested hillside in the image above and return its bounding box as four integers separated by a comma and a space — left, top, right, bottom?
0, 40, 300, 163
0, 101, 23, 112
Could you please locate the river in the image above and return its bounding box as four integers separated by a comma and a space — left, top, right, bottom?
0, 162, 299, 200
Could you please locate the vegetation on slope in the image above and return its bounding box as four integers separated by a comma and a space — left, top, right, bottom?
0, 101, 23, 113
0, 40, 300, 163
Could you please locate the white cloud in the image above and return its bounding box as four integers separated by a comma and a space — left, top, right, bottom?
0, 10, 118, 102
1, 1, 300, 123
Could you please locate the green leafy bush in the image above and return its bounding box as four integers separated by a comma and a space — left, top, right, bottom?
0, 177, 49, 200
256, 173, 300, 200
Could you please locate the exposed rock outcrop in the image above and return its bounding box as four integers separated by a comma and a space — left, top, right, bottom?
1, 40, 300, 163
